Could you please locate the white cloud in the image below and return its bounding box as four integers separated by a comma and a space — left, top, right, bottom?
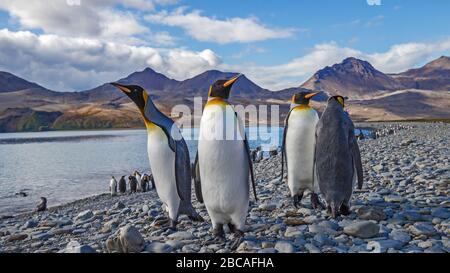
1, 28, 449, 92
0, 29, 221, 91
145, 8, 296, 44
0, 0, 178, 41
222, 39, 450, 90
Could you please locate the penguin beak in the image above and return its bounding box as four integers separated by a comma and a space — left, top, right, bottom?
110, 82, 131, 94
223, 74, 242, 88
304, 92, 320, 99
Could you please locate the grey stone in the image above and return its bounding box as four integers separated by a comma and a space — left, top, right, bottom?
308, 224, 339, 235
63, 241, 96, 253
167, 231, 194, 240
389, 229, 411, 243
114, 202, 126, 210
22, 220, 38, 229
431, 207, 450, 219
408, 223, 437, 237
284, 226, 302, 237
259, 203, 277, 211
145, 242, 173, 253
142, 204, 150, 214
106, 225, 145, 253
367, 240, 405, 253
344, 221, 379, 238
356, 207, 386, 221
75, 210, 94, 221
274, 241, 295, 253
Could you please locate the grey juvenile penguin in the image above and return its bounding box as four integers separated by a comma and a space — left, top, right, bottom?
315, 95, 363, 218
118, 175, 127, 193
128, 175, 138, 193
140, 175, 149, 192
36, 197, 47, 212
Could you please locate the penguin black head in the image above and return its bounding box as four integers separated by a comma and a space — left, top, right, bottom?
208, 74, 242, 99
40, 197, 47, 203
329, 95, 347, 107
292, 91, 320, 105
111, 83, 147, 112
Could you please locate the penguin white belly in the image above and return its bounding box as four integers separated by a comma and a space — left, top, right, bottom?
286, 108, 319, 196
198, 103, 249, 229
147, 125, 180, 220
135, 174, 142, 191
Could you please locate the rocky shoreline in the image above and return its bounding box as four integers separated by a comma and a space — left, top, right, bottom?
0, 122, 449, 253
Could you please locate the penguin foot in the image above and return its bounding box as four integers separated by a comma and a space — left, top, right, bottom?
311, 193, 324, 210
339, 204, 351, 216
168, 218, 178, 231
229, 230, 245, 251
152, 216, 170, 227
188, 213, 204, 222
208, 226, 225, 244
327, 205, 339, 219
293, 193, 303, 208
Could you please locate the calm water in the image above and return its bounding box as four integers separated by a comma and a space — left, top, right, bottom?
0, 128, 283, 216
0, 127, 371, 216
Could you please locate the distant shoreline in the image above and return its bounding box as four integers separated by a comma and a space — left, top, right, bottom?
1, 119, 448, 135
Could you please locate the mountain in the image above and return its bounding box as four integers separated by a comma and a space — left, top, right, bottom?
0, 56, 449, 132
301, 57, 404, 98
79, 67, 180, 103
392, 56, 450, 91
0, 71, 46, 93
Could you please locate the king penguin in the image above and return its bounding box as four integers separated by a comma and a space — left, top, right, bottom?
118, 175, 127, 194
111, 83, 203, 229
194, 75, 257, 248
280, 91, 322, 208
315, 96, 364, 218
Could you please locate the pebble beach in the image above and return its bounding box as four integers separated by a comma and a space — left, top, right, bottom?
0, 122, 449, 253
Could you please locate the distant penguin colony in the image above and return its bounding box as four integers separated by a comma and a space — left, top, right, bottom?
109, 75, 364, 236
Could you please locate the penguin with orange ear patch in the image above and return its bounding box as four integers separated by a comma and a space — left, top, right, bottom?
111, 83, 203, 230
281, 91, 322, 209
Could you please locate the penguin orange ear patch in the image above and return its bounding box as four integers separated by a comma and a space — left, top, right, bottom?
291, 94, 296, 103
337, 96, 345, 107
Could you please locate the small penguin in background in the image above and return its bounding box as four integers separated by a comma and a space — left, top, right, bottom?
110, 176, 118, 196
315, 95, 364, 218
195, 75, 258, 249
280, 91, 322, 209
140, 175, 148, 192
148, 173, 156, 190
118, 175, 127, 194
134, 171, 142, 192
36, 197, 47, 212
128, 175, 138, 193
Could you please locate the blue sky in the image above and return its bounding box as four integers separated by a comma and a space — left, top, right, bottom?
0, 0, 449, 91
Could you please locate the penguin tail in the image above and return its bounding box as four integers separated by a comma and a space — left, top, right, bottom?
330, 201, 340, 219
178, 201, 204, 222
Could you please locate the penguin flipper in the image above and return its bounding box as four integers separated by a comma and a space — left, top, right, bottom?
243, 134, 258, 202
193, 151, 204, 203
174, 138, 190, 201
281, 109, 293, 182
352, 138, 364, 189
234, 112, 258, 201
